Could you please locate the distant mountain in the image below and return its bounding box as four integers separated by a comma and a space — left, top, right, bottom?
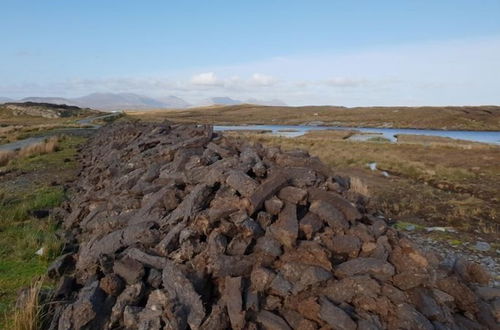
246, 98, 287, 106
3, 93, 285, 110
158, 95, 191, 108
0, 97, 14, 103
8, 93, 191, 111
72, 93, 167, 110
198, 96, 287, 107
200, 97, 243, 106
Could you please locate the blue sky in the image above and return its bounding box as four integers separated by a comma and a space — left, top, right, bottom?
1, 0, 500, 105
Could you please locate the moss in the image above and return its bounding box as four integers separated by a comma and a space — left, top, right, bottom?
449, 239, 463, 246
393, 221, 424, 231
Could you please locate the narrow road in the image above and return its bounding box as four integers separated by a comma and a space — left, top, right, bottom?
0, 113, 121, 151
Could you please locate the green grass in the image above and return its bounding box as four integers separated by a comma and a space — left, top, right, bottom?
0, 134, 85, 327
0, 187, 64, 224
0, 261, 50, 318
15, 124, 93, 140
0, 187, 65, 321
5, 135, 85, 172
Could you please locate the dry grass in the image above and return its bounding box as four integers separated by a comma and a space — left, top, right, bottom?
0, 103, 99, 144
0, 124, 79, 144
0, 137, 60, 167
225, 131, 500, 232
18, 137, 59, 158
0, 150, 16, 166
0, 126, 23, 135
350, 176, 370, 197
10, 278, 45, 330
128, 104, 500, 130
396, 134, 487, 147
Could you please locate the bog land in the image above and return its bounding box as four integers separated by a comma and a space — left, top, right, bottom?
127, 104, 500, 131
0, 103, 499, 327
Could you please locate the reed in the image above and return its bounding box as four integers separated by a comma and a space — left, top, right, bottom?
0, 150, 16, 166
18, 137, 59, 158
11, 278, 45, 330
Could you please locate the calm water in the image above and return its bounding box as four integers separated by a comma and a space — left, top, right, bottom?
2, 122, 499, 151
214, 125, 500, 145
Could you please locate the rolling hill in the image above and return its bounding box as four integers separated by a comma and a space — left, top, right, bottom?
1, 94, 286, 110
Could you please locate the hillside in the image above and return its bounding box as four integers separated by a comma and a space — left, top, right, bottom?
2, 94, 290, 111
72, 93, 169, 110
199, 97, 287, 107
129, 104, 500, 131
1, 102, 99, 119
0, 97, 13, 103
4, 93, 190, 111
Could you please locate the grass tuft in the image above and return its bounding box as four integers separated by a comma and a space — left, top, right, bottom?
350, 177, 370, 197
0, 136, 61, 168
18, 137, 59, 158
11, 278, 45, 330
0, 150, 16, 166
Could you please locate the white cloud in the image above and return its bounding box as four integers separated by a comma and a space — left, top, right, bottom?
186, 72, 278, 91
323, 77, 368, 88
251, 73, 277, 86
191, 72, 220, 86
3, 36, 499, 106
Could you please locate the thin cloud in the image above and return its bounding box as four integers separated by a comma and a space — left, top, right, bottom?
188, 72, 278, 90
3, 36, 499, 106
191, 72, 220, 86
323, 77, 368, 88
251, 73, 277, 86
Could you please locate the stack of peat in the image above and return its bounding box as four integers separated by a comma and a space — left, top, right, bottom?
47, 122, 499, 329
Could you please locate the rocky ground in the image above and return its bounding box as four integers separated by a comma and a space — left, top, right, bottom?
408, 231, 500, 287
41, 122, 499, 329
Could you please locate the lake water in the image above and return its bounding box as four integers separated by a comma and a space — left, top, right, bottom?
214, 125, 500, 145
2, 122, 499, 152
